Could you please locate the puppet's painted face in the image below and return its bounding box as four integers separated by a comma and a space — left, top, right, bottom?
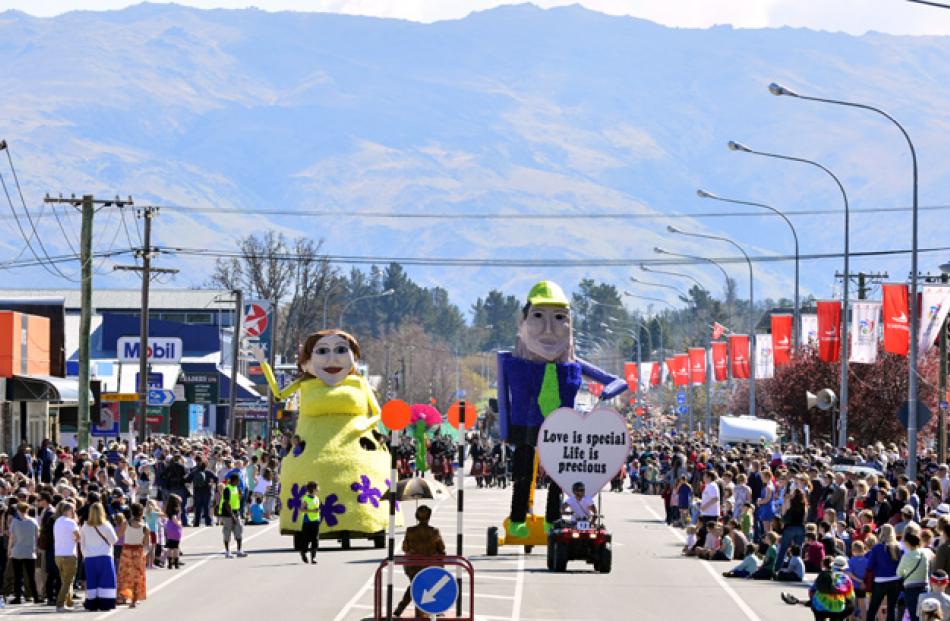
304, 334, 356, 386
520, 304, 572, 361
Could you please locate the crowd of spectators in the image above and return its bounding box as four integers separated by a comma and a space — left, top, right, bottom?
0, 433, 285, 612
627, 433, 950, 621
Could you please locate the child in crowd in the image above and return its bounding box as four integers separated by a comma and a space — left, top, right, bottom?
249, 495, 267, 525
164, 494, 183, 570
676, 476, 691, 527
712, 523, 735, 562
847, 539, 870, 621
803, 531, 826, 573
683, 525, 697, 556
751, 534, 779, 580
775, 544, 805, 582
739, 503, 754, 539
723, 548, 760, 579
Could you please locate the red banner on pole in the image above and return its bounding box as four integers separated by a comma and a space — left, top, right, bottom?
650, 362, 661, 386
883, 283, 910, 356
667, 354, 689, 386
817, 300, 842, 362
771, 314, 793, 366
688, 348, 706, 385
712, 322, 727, 340
624, 362, 638, 392
588, 381, 603, 397
728, 335, 750, 379
711, 341, 728, 382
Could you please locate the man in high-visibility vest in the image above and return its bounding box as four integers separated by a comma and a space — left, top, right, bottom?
220, 473, 247, 559
298, 481, 321, 564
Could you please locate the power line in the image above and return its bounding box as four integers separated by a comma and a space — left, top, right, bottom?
0, 142, 74, 280
154, 243, 950, 268
149, 203, 950, 221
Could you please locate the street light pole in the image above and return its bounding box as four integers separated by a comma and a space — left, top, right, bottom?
667, 226, 756, 418
768, 83, 917, 466
696, 188, 800, 349
728, 140, 851, 447
639, 264, 707, 292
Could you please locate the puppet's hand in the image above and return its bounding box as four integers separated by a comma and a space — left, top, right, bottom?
247, 344, 268, 365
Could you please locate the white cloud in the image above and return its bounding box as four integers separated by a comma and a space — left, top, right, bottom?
9, 0, 950, 36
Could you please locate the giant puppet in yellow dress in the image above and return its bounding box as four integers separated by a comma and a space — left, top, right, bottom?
252, 329, 399, 547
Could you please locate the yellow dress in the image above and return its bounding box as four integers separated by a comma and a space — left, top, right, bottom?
262, 366, 400, 540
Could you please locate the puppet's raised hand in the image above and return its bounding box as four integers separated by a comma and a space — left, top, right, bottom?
248, 344, 268, 365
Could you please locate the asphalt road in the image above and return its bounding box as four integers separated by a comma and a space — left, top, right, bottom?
0, 483, 815, 620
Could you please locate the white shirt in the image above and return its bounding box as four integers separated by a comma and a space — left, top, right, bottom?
80, 523, 117, 558
53, 516, 79, 557
701, 481, 721, 517
564, 495, 595, 519
253, 478, 272, 495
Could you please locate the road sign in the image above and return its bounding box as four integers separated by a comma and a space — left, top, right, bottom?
677, 405, 688, 415
118, 337, 182, 363
244, 302, 269, 337
147, 389, 176, 407
676, 392, 686, 406
100, 392, 139, 402
941, 400, 949, 412
135, 372, 164, 391
410, 566, 458, 615
897, 400, 932, 430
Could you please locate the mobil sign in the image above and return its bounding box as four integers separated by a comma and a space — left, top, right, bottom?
117, 337, 183, 363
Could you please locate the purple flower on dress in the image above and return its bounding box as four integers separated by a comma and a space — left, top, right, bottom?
287, 483, 307, 523
350, 474, 383, 508
320, 494, 346, 527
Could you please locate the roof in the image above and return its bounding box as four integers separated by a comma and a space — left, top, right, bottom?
0, 288, 236, 312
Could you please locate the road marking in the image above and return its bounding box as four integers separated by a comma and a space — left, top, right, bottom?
94, 522, 278, 621
511, 549, 524, 621
331, 573, 376, 621
476, 574, 518, 581
640, 501, 763, 621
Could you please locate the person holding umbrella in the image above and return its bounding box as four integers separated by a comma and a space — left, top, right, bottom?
393, 505, 445, 618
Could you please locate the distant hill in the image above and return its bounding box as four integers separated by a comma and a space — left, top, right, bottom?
1, 3, 948, 309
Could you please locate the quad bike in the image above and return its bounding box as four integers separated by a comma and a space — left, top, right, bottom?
546, 513, 612, 573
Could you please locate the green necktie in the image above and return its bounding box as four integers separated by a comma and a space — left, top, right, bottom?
537, 362, 561, 417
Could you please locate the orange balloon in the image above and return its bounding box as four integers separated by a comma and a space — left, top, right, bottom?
447, 401, 477, 430
381, 399, 412, 431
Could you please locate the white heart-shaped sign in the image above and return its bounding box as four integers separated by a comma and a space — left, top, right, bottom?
537, 406, 631, 495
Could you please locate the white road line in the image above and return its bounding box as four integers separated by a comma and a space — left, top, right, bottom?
94, 522, 278, 621
331, 573, 376, 621
477, 593, 515, 600
640, 501, 763, 621
476, 574, 518, 581
511, 549, 524, 621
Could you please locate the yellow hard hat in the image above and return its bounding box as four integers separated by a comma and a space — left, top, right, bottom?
526, 281, 570, 307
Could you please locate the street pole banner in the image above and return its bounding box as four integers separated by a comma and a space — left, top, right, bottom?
667, 354, 689, 386
587, 381, 604, 398
243, 299, 274, 358
918, 285, 950, 356
817, 300, 842, 363
537, 406, 631, 495
755, 334, 774, 379
771, 314, 793, 366
711, 341, 728, 382
624, 362, 638, 392
800, 313, 818, 347
728, 334, 750, 379
688, 347, 706, 385
649, 361, 661, 386
850, 301, 881, 364
883, 283, 910, 356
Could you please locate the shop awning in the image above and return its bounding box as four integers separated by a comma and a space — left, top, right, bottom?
7, 374, 93, 405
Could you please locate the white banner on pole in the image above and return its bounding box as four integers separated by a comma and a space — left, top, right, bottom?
755, 334, 774, 379
639, 361, 652, 392
850, 301, 881, 364
800, 314, 818, 346
918, 285, 950, 356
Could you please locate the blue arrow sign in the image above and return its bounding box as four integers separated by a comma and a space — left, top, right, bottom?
147, 389, 176, 407
411, 566, 458, 615
678, 405, 688, 415
676, 392, 686, 405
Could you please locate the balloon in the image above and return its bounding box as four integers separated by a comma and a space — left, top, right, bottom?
447, 401, 477, 430
381, 399, 411, 431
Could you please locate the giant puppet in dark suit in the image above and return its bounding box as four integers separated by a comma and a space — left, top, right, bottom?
497, 281, 627, 538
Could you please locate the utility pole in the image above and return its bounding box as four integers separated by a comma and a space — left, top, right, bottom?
229, 290, 243, 440
835, 272, 889, 301
917, 272, 950, 462
44, 194, 134, 450
114, 207, 177, 445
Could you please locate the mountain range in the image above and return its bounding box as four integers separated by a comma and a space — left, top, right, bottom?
1, 3, 949, 311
